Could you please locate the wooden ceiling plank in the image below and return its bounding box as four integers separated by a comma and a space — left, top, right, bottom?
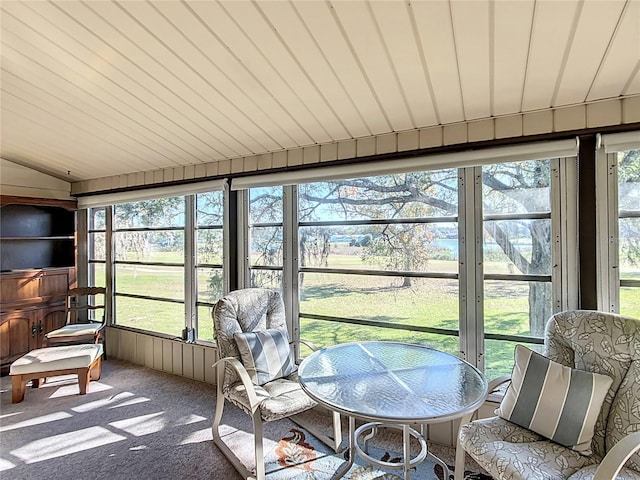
189, 1, 316, 148
331, 0, 414, 132
293, 1, 390, 135
492, 0, 535, 116
2, 114, 143, 180
554, 0, 626, 106
22, 1, 234, 160
2, 94, 163, 172
155, 1, 294, 152
410, 1, 464, 125
588, 0, 640, 101
1, 24, 217, 163
259, 0, 365, 140
1, 47, 206, 166
1, 70, 185, 167
522, 0, 580, 112
450, 0, 491, 121
207, 0, 333, 145
76, 0, 249, 158
370, 1, 438, 127
124, 1, 276, 155
0, 124, 94, 179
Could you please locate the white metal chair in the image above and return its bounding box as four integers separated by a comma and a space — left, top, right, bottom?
455, 310, 640, 480
211, 288, 342, 480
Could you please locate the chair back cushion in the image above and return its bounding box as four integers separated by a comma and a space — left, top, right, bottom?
212, 288, 290, 390
496, 344, 612, 454
607, 359, 640, 471
545, 310, 640, 460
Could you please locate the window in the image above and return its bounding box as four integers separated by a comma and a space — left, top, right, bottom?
618, 149, 640, 318
481, 159, 555, 379
616, 150, 640, 318
88, 207, 106, 290
296, 170, 461, 355
247, 186, 284, 291
598, 137, 640, 318
112, 197, 186, 338
196, 191, 224, 342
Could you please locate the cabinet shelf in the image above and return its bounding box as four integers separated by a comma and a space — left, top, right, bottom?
0, 196, 76, 271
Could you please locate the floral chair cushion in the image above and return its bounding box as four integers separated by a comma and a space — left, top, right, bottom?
545, 311, 640, 461
566, 463, 640, 480
460, 311, 640, 480
459, 416, 597, 480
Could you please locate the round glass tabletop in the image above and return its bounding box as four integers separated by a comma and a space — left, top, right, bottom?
298, 341, 488, 423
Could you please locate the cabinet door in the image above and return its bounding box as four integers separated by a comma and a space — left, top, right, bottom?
0, 272, 40, 304
0, 310, 39, 369
40, 269, 71, 297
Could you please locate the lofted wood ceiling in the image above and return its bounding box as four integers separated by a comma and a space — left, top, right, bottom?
1, 0, 639, 183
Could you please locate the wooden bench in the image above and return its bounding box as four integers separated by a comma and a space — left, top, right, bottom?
9, 344, 103, 403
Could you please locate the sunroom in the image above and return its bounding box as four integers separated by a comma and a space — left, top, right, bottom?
1, 1, 639, 479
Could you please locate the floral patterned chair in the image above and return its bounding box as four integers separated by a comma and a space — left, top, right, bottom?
455, 310, 640, 480
211, 288, 342, 480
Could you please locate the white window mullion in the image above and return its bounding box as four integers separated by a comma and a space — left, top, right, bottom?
459, 167, 484, 370
282, 185, 298, 341
106, 206, 114, 326
235, 189, 250, 289
184, 195, 196, 340
607, 152, 620, 312
552, 157, 579, 312
76, 209, 89, 288
221, 181, 232, 294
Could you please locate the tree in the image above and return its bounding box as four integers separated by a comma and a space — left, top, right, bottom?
113, 197, 185, 275
247, 187, 284, 289
296, 162, 553, 336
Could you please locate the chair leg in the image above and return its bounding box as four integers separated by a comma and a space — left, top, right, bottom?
454, 412, 475, 480
212, 365, 261, 480
252, 409, 266, 480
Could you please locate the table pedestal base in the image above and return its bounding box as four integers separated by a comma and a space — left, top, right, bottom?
332, 416, 451, 480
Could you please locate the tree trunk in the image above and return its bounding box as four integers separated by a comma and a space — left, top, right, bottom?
529, 282, 551, 336
528, 220, 552, 336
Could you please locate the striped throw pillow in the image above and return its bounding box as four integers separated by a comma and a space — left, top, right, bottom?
234, 328, 296, 385
496, 344, 613, 455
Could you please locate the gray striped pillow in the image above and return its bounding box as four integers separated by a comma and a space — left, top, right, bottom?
496, 344, 613, 454
234, 328, 296, 385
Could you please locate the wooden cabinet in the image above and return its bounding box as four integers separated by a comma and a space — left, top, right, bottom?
0, 268, 76, 374
0, 196, 77, 374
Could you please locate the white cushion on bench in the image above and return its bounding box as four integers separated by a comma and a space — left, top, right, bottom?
10, 344, 103, 375
46, 323, 102, 338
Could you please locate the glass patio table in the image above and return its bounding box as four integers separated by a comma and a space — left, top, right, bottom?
298, 341, 488, 480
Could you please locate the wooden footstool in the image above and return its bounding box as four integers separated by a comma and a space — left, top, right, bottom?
9, 344, 103, 403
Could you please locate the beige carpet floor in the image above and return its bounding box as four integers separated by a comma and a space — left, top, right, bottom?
0, 358, 487, 479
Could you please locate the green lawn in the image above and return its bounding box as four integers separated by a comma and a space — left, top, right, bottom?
96, 249, 640, 379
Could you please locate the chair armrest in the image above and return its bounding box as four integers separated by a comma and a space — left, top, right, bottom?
488, 375, 511, 392
291, 339, 319, 352
486, 375, 511, 402
454, 375, 511, 480
593, 431, 640, 480
212, 357, 262, 414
